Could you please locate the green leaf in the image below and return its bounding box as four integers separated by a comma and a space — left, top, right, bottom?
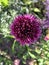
12, 40, 16, 53
25, 1, 32, 5
38, 59, 44, 65
28, 52, 36, 59
6, 35, 15, 38
33, 8, 40, 12
47, 53, 49, 58
0, 0, 9, 6
23, 61, 26, 64
23, 52, 29, 60
35, 49, 41, 54
47, 40, 49, 44
23, 0, 32, 5
21, 7, 29, 13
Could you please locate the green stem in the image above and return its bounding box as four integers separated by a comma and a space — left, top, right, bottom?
12, 40, 16, 53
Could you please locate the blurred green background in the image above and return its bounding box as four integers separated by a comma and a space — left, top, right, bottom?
0, 0, 49, 65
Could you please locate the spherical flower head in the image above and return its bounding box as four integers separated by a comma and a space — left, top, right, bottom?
10, 14, 42, 45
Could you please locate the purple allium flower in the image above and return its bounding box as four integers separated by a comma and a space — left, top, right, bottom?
10, 14, 42, 45
43, 0, 49, 18
42, 19, 49, 28
42, 0, 49, 28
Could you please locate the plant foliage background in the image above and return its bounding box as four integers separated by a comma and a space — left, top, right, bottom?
0, 0, 49, 65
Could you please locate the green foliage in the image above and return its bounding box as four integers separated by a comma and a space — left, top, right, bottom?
28, 52, 36, 59
0, 0, 9, 6
0, 0, 48, 65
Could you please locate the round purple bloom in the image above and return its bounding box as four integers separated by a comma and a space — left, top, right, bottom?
10, 14, 42, 45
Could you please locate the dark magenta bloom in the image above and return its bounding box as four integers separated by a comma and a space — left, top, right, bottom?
10, 14, 42, 45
